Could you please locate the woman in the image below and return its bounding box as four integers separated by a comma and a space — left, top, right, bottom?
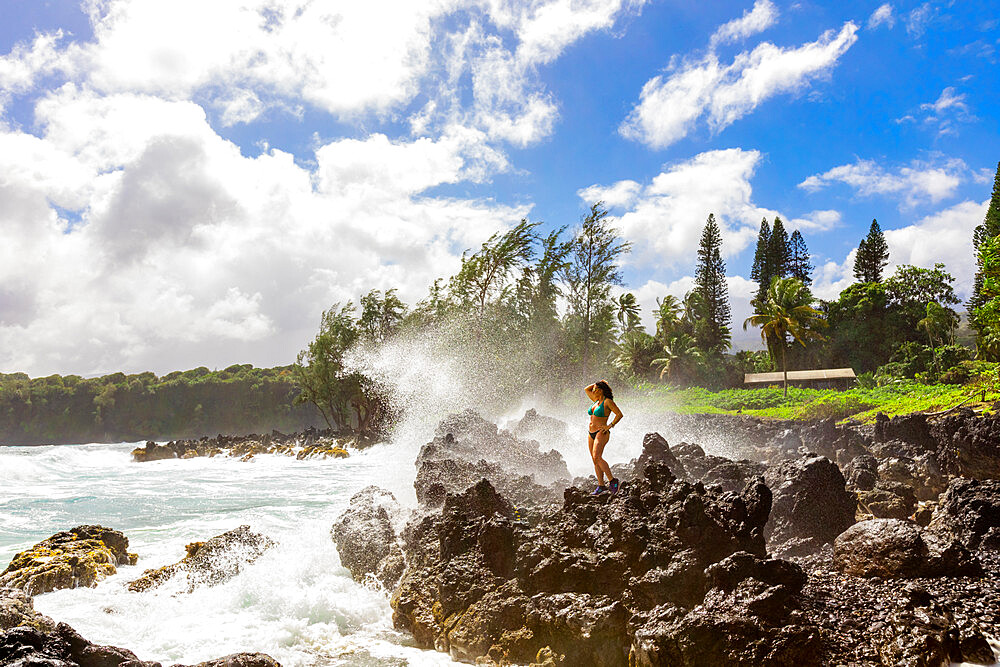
585, 380, 623, 495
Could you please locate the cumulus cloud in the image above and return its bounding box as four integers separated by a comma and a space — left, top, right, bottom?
709, 0, 778, 48
0, 0, 651, 374
581, 148, 775, 267
810, 199, 988, 301
798, 156, 973, 208
867, 4, 895, 30
620, 19, 857, 149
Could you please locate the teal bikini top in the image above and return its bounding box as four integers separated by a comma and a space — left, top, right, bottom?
588, 399, 607, 418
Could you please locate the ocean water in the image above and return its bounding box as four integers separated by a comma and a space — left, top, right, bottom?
0, 437, 463, 667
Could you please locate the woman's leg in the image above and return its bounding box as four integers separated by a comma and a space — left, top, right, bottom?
588, 433, 606, 485
593, 431, 613, 483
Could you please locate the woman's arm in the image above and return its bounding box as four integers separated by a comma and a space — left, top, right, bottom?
604, 399, 623, 431
584, 383, 599, 401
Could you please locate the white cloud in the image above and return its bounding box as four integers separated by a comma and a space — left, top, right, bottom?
867, 4, 895, 30
621, 21, 858, 149
810, 199, 988, 301
710, 0, 778, 47
905, 3, 934, 38
787, 209, 842, 232
900, 86, 977, 136
577, 179, 641, 208
798, 157, 973, 208
583, 148, 775, 267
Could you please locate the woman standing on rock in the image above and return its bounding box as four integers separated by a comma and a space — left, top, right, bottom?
585, 380, 623, 495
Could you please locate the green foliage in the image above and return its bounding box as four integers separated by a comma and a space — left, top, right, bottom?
359, 289, 407, 344
0, 365, 319, 445
854, 219, 890, 283
969, 161, 1000, 324
693, 213, 732, 355
789, 230, 812, 286
750, 218, 771, 303
615, 292, 643, 334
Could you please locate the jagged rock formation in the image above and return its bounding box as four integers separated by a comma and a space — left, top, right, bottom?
331, 486, 407, 590
0, 587, 279, 667
131, 427, 358, 463
0, 526, 138, 595
929, 477, 1000, 551
414, 409, 571, 507
128, 525, 274, 593
833, 519, 981, 578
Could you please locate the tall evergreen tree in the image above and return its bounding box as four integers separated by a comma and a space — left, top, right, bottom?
853, 219, 890, 283
768, 217, 792, 281
693, 214, 732, 354
789, 230, 813, 285
751, 218, 772, 304
969, 161, 1000, 326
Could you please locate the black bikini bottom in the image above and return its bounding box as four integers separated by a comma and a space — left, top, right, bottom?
589, 431, 599, 439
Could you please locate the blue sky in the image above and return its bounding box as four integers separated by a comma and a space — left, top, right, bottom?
0, 0, 996, 375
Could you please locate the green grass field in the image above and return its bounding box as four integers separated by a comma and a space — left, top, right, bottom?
624, 366, 1000, 423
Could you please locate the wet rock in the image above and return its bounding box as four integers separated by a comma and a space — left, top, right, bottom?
833, 519, 981, 578
295, 441, 350, 460
634, 433, 684, 479
842, 454, 878, 491
0, 588, 56, 633
929, 477, 1000, 552
856, 481, 917, 520
127, 525, 274, 593
414, 410, 570, 507
764, 456, 856, 558
392, 464, 778, 665
0, 526, 138, 595
131, 441, 177, 462
187, 653, 282, 667
874, 412, 934, 450
331, 486, 406, 590
931, 409, 1000, 479
506, 409, 571, 446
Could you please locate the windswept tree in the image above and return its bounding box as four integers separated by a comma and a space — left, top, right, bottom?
294, 303, 360, 430
854, 219, 890, 283
968, 161, 1000, 336
744, 277, 827, 397
692, 213, 732, 355
562, 202, 632, 378
789, 230, 813, 285
358, 288, 407, 344
768, 217, 792, 281
449, 219, 539, 333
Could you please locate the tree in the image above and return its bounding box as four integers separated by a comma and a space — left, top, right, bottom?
971, 235, 1000, 360
653, 295, 683, 342
613, 330, 660, 381
751, 218, 772, 304
789, 230, 813, 285
652, 332, 703, 385
692, 214, 732, 355
853, 219, 890, 283
562, 202, 632, 378
917, 301, 959, 374
449, 219, 539, 333
293, 303, 360, 430
615, 292, 642, 334
768, 217, 792, 281
358, 289, 407, 344
968, 161, 1000, 333
744, 277, 827, 397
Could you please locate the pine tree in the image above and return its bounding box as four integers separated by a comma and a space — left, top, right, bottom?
693, 213, 732, 354
751, 218, 772, 305
969, 161, 1000, 324
789, 230, 813, 285
853, 219, 889, 283
768, 216, 792, 280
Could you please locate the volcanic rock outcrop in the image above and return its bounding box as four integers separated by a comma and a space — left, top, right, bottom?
331, 486, 407, 590
131, 427, 356, 463
414, 409, 571, 507
0, 526, 137, 595
128, 525, 275, 593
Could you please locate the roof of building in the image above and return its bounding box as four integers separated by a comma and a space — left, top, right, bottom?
744, 368, 857, 384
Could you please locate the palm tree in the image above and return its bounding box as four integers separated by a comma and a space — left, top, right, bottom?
613, 330, 658, 380
615, 292, 642, 334
654, 295, 682, 341
743, 277, 826, 397
652, 332, 703, 385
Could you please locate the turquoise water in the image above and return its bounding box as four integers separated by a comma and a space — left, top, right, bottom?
0, 439, 461, 666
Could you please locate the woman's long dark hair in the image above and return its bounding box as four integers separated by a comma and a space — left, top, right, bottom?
595, 380, 613, 400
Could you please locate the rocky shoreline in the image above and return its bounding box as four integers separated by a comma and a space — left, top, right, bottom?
332, 408, 1000, 666
4, 408, 1000, 666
